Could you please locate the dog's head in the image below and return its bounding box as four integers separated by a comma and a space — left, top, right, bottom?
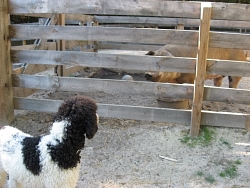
54, 95, 98, 141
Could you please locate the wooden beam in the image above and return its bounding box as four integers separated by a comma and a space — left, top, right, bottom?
13, 97, 249, 129
97, 42, 163, 51
209, 31, 250, 50
94, 16, 250, 29
211, 3, 250, 21
9, 25, 250, 49
11, 44, 36, 50
12, 74, 250, 106
11, 50, 197, 73
0, 0, 14, 125
11, 50, 250, 77
190, 3, 212, 137
9, 25, 199, 46
56, 14, 66, 77
9, 1, 201, 18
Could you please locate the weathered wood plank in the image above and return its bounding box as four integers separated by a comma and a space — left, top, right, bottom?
9, 25, 250, 49
13, 14, 94, 22
12, 74, 250, 105
191, 3, 212, 137
13, 97, 249, 128
11, 44, 36, 50
11, 50, 197, 74
97, 42, 163, 51
9, 0, 201, 18
9, 1, 250, 21
211, 2, 250, 21
12, 74, 194, 99
0, 0, 14, 125
95, 16, 250, 29
207, 59, 250, 77
9, 25, 198, 46
209, 31, 250, 50
11, 50, 250, 76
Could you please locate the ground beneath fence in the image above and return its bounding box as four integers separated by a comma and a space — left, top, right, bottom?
10, 72, 250, 188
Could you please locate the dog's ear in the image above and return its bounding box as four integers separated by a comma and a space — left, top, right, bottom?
146, 51, 155, 55
85, 114, 99, 139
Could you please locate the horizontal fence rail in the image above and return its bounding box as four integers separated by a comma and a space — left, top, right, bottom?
9, 25, 199, 46
9, 25, 250, 49
8, 1, 250, 22
13, 97, 250, 129
11, 50, 250, 76
94, 16, 250, 29
12, 74, 250, 105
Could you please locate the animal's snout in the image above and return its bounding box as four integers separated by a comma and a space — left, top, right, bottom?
145, 73, 153, 81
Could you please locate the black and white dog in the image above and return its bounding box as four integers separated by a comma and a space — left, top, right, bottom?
0, 95, 98, 188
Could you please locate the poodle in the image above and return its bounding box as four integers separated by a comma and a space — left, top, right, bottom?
0, 95, 99, 188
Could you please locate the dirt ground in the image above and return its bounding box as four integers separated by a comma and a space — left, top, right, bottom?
10, 70, 250, 188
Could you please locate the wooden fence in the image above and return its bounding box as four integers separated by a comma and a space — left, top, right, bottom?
1, 0, 250, 136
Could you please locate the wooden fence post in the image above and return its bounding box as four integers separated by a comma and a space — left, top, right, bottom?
0, 0, 14, 125
56, 14, 65, 76
190, 3, 212, 137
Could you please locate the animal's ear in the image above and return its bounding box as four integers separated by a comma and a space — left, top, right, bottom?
146, 51, 155, 55
85, 114, 99, 139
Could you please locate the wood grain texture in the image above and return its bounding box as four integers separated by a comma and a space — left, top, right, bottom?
9, 0, 201, 18
211, 2, 250, 21
0, 0, 14, 125
12, 74, 250, 105
11, 50, 249, 76
9, 25, 250, 49
191, 3, 212, 137
9, 25, 198, 46
11, 50, 197, 73
13, 97, 248, 128
95, 16, 250, 29
9, 1, 250, 21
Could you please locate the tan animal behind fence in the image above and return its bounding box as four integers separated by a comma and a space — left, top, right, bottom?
145, 45, 247, 88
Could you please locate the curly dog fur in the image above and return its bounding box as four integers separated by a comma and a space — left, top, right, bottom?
0, 95, 98, 188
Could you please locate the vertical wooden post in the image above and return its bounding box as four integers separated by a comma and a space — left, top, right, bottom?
0, 0, 14, 125
190, 3, 212, 137
56, 14, 65, 76
93, 22, 99, 52
176, 24, 184, 30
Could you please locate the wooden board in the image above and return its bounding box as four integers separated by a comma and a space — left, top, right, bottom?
9, 1, 250, 21
97, 42, 163, 51
191, 3, 212, 137
9, 25, 198, 46
209, 31, 250, 50
0, 0, 14, 125
11, 50, 250, 76
12, 74, 250, 105
11, 50, 197, 74
11, 44, 36, 50
9, 25, 250, 49
13, 14, 94, 22
95, 16, 250, 29
9, 1, 201, 18
207, 59, 250, 77
13, 97, 249, 129
211, 3, 250, 21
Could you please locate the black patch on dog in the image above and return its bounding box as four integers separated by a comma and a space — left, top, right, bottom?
47, 140, 81, 170
228, 76, 233, 82
22, 136, 42, 175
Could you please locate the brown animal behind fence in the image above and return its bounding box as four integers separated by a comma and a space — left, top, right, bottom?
145, 45, 247, 88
